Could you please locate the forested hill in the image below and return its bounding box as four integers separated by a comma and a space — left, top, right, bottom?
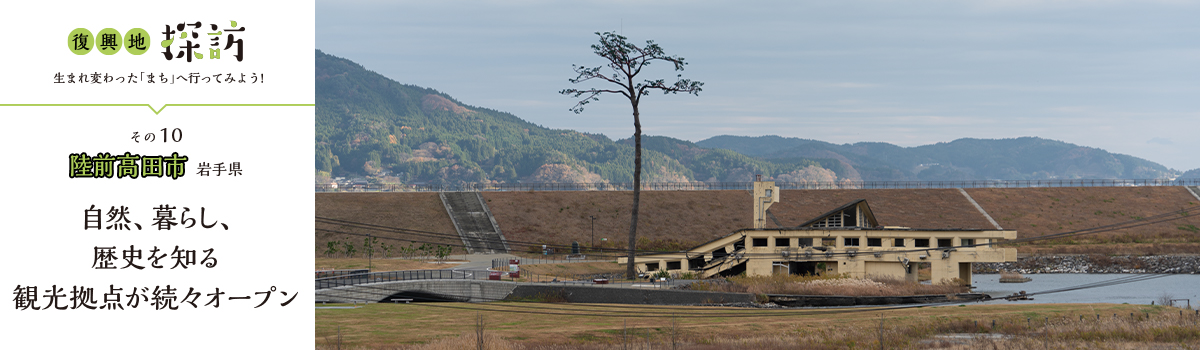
314, 50, 834, 185
697, 135, 1177, 181
315, 50, 1175, 185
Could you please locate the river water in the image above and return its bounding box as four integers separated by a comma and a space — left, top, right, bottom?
972, 273, 1200, 306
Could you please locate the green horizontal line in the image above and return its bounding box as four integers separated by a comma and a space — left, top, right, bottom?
0, 104, 313, 115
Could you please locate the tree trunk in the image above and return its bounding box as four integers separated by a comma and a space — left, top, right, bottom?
627, 107, 642, 280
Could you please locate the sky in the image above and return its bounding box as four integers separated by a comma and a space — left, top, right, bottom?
317, 0, 1200, 171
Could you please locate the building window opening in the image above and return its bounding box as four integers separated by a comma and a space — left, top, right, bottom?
914, 239, 930, 247
894, 238, 905, 247
814, 215, 840, 227
798, 238, 813, 247
961, 238, 975, 247
812, 209, 853, 228
915, 262, 932, 283
937, 239, 953, 248
646, 263, 659, 271
752, 238, 769, 247
867, 238, 882, 247
844, 238, 860, 247
789, 261, 821, 276
775, 238, 790, 247
666, 261, 681, 270
821, 238, 836, 247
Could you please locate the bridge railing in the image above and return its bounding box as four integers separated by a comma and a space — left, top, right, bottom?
315, 268, 640, 290
315, 269, 493, 289
317, 179, 1200, 192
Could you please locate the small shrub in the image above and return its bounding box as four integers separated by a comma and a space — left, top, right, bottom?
1157, 292, 1174, 307
999, 270, 1024, 280
680, 274, 966, 296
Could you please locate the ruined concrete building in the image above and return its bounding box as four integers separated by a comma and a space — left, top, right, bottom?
619, 181, 1017, 285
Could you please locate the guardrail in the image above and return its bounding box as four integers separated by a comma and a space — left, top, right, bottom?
317, 179, 1200, 192
314, 269, 623, 290
316, 269, 491, 289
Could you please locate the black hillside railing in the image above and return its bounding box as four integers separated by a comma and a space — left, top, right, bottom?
317, 179, 1200, 192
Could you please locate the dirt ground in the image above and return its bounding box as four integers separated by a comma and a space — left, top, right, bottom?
483, 190, 752, 251
316, 187, 1200, 256
315, 257, 462, 271
315, 193, 463, 256
518, 261, 626, 279
967, 187, 1200, 247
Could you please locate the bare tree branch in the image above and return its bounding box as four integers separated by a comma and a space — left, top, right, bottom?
560, 32, 704, 279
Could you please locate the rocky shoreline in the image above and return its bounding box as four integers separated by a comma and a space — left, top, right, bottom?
974, 255, 1200, 274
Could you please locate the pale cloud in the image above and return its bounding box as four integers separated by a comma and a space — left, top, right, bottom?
729, 116, 792, 125
828, 82, 880, 88
966, 0, 1190, 12
867, 115, 989, 126
1047, 106, 1093, 114
815, 107, 930, 114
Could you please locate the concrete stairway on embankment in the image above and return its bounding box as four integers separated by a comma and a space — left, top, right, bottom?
440, 192, 509, 254
1187, 186, 1200, 201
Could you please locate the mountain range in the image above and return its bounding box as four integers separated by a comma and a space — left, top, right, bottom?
315, 50, 1190, 184
694, 135, 1179, 181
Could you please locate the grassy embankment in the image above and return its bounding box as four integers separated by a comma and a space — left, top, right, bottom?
315, 258, 460, 272
969, 187, 1200, 256
318, 188, 1200, 258
315, 302, 1200, 349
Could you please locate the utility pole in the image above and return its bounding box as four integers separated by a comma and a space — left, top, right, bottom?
589, 216, 596, 249
368, 233, 372, 271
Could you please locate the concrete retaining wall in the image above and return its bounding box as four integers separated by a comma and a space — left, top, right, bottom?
316, 280, 519, 303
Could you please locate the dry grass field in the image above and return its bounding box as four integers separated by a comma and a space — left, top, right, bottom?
686, 273, 966, 296
315, 257, 461, 271
518, 262, 626, 279
315, 193, 462, 256
316, 187, 1200, 256
968, 187, 1200, 254
769, 188, 996, 229
483, 190, 752, 251
482, 188, 1001, 252
315, 302, 1198, 349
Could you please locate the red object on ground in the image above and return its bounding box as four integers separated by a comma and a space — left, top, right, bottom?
488, 271, 502, 280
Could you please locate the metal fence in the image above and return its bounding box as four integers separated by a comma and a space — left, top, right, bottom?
315, 269, 369, 279
317, 178, 1200, 192
315, 269, 494, 289
314, 269, 615, 290
518, 256, 614, 265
